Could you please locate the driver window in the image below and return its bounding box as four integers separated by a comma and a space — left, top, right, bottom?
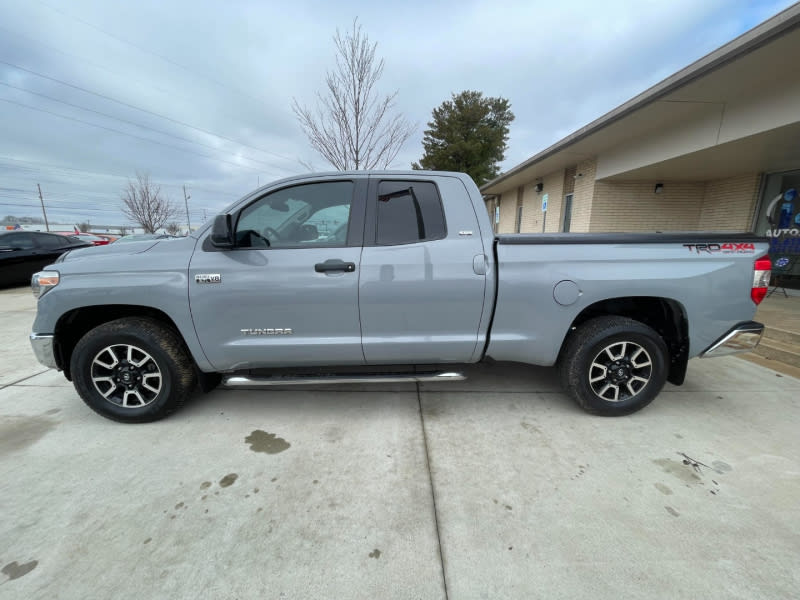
235, 181, 354, 248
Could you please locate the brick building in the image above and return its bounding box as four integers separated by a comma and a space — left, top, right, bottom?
482, 3, 800, 282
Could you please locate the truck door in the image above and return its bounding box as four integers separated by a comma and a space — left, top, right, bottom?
359, 176, 488, 363
189, 178, 367, 370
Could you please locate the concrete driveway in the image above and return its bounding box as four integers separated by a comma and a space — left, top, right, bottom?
2, 286, 799, 599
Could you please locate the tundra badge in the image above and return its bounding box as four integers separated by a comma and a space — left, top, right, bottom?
240, 328, 293, 336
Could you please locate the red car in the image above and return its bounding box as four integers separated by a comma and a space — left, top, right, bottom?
53, 232, 110, 246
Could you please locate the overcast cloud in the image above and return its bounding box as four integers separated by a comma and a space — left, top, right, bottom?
0, 0, 795, 228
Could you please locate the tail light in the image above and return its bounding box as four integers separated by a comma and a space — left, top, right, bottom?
751, 255, 771, 305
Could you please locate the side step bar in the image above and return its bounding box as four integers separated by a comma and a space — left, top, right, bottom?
223, 371, 466, 387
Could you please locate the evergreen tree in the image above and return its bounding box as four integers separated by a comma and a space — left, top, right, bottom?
413, 91, 514, 186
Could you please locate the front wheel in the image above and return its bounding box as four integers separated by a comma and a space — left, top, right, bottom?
559, 316, 669, 416
70, 317, 197, 423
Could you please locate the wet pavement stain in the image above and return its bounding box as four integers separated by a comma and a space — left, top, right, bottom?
175, 502, 184, 510
219, 473, 238, 488
654, 483, 673, 495
653, 459, 701, 483
2, 560, 38, 580
0, 416, 57, 456
245, 430, 291, 454
200, 481, 212, 489
665, 506, 680, 517
369, 549, 381, 559
143, 538, 152, 545
44, 408, 61, 415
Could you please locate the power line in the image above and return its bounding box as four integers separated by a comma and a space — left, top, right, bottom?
0, 156, 252, 198
0, 59, 300, 166
34, 0, 276, 113
0, 24, 246, 125
0, 96, 280, 175
0, 81, 290, 172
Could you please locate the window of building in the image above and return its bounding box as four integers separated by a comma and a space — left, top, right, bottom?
376, 181, 446, 245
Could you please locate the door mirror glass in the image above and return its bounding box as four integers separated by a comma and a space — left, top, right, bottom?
210, 215, 234, 248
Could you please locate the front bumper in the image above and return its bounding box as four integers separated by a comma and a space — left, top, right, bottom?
700, 321, 764, 358
29, 334, 58, 370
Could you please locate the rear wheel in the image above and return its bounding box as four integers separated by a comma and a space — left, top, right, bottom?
70, 317, 196, 423
559, 316, 668, 416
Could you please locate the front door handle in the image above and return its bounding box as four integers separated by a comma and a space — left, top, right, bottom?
315, 259, 356, 273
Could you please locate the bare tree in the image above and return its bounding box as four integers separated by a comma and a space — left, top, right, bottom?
165, 222, 181, 236
118, 225, 130, 236
121, 172, 179, 234
77, 221, 91, 233
292, 19, 415, 170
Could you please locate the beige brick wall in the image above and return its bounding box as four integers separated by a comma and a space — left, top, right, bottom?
591, 179, 706, 231
488, 160, 759, 235
569, 158, 598, 232
520, 183, 542, 232
543, 170, 566, 232
699, 174, 761, 231
497, 190, 518, 233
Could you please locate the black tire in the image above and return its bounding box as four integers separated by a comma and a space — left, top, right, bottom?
70, 317, 197, 423
559, 316, 668, 416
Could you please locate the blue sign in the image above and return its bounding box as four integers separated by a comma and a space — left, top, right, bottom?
542, 193, 549, 212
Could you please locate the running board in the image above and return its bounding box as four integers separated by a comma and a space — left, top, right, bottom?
223, 371, 466, 387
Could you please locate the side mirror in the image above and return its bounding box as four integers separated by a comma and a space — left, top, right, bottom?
210, 215, 234, 248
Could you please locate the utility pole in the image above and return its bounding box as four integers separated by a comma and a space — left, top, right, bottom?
183, 185, 191, 233
37, 184, 50, 231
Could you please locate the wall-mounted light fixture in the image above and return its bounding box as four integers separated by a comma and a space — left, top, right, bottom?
534, 182, 544, 193
654, 183, 664, 194
574, 173, 583, 179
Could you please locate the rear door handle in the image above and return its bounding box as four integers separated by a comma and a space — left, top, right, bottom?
315, 259, 356, 273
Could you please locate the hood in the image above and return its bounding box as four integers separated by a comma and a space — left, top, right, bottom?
58, 240, 160, 262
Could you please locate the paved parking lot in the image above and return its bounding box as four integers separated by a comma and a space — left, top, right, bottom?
2, 286, 799, 599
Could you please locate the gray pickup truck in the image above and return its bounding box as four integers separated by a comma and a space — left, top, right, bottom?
29, 171, 771, 423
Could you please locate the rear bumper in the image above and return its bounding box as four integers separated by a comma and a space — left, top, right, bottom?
29, 334, 58, 370
700, 321, 764, 358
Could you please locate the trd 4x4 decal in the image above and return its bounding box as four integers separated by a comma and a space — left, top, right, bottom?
683, 243, 756, 254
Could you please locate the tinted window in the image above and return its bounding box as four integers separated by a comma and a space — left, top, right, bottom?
2, 233, 35, 249
376, 181, 446, 245
236, 181, 353, 248
36, 234, 66, 248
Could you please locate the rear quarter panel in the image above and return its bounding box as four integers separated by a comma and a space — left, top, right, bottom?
487, 241, 769, 366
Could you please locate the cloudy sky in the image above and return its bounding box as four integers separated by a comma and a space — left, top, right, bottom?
0, 0, 795, 229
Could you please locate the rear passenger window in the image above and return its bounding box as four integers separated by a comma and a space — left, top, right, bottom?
37, 234, 64, 248
376, 181, 446, 245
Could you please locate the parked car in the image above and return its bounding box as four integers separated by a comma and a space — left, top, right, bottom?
28, 171, 770, 423
53, 232, 110, 246
0, 231, 91, 286
114, 233, 176, 243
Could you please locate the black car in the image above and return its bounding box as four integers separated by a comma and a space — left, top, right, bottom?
0, 231, 92, 287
